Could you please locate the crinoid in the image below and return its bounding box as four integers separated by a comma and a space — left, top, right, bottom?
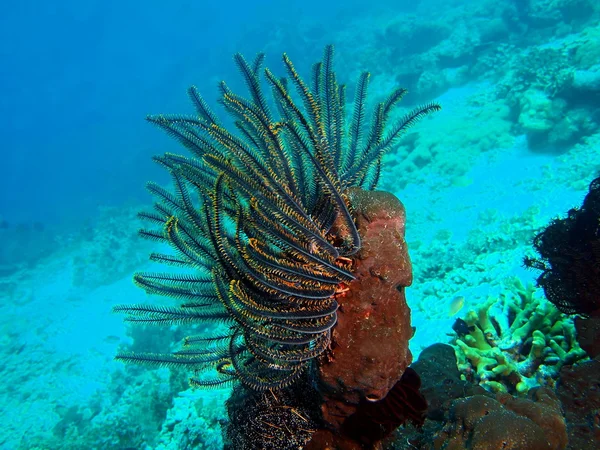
114, 45, 440, 391
525, 176, 600, 317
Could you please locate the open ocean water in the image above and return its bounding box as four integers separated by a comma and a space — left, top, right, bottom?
1, 0, 599, 448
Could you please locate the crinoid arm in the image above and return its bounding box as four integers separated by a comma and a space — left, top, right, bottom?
115, 45, 440, 391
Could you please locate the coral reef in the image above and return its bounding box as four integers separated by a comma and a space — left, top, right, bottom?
153, 388, 227, 450
380, 90, 514, 192
524, 0, 597, 30
572, 66, 600, 94
26, 368, 188, 450
374, 1, 600, 153
388, 344, 569, 450
407, 204, 544, 329
496, 45, 598, 149
9, 1, 600, 448
453, 278, 587, 395
571, 24, 600, 69
541, 131, 600, 191
368, 1, 516, 100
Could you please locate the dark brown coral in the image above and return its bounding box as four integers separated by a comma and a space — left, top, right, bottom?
428, 389, 567, 450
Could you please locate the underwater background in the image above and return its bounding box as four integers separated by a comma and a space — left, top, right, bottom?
1, 0, 599, 448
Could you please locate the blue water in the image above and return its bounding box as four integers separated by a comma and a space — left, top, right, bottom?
1, 0, 599, 448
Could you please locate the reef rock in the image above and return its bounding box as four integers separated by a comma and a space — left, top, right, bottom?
572, 67, 600, 93
556, 357, 600, 449
574, 315, 600, 358
427, 388, 567, 450
411, 343, 489, 421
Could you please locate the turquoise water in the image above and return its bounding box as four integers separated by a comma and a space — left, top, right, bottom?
1, 1, 599, 448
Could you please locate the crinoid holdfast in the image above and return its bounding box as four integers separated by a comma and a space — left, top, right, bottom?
115, 45, 439, 448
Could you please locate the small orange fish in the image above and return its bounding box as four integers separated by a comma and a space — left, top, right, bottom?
448, 296, 465, 317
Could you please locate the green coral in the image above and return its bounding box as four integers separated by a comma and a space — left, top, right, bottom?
454, 278, 588, 396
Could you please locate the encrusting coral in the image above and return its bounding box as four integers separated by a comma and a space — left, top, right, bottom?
453, 278, 587, 395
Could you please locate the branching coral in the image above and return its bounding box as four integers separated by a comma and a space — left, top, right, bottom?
453, 278, 587, 395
